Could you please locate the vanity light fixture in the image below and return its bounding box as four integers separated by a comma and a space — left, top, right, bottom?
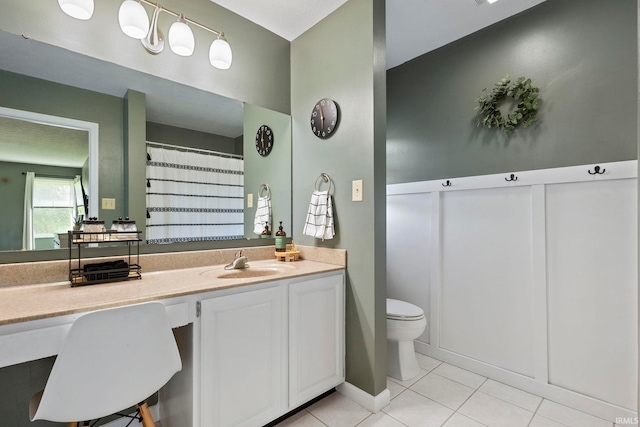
487, 0, 499, 3
58, 0, 94, 20
58, 0, 233, 69
118, 0, 232, 68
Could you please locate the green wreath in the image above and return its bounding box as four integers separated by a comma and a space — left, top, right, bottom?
475, 75, 540, 135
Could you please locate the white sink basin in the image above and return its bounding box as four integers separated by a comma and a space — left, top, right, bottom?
199, 262, 295, 279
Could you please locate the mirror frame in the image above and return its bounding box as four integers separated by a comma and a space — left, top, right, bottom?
0, 106, 99, 224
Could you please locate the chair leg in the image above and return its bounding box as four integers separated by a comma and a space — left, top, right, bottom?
68, 423, 78, 427
137, 402, 156, 427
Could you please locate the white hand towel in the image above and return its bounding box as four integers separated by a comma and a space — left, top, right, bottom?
253, 195, 272, 235
303, 190, 335, 240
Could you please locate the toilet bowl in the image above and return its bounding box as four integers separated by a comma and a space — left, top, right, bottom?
387, 298, 427, 381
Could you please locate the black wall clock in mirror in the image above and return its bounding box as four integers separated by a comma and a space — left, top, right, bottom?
310, 98, 339, 139
255, 124, 274, 156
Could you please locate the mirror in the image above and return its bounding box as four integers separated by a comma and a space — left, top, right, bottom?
0, 30, 291, 256
0, 107, 99, 251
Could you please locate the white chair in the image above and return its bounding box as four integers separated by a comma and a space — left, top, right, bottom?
29, 302, 182, 427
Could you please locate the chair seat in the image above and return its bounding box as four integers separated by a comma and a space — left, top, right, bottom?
29, 302, 182, 424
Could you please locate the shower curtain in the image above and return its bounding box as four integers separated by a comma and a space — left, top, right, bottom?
146, 145, 244, 244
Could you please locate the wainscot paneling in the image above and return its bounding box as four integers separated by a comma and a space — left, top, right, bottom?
386, 160, 638, 422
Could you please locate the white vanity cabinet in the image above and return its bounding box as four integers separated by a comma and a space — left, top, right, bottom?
199, 271, 345, 427
289, 273, 345, 408
200, 285, 286, 427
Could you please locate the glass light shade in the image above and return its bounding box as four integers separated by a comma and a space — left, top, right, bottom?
168, 17, 195, 56
487, 0, 499, 3
118, 0, 149, 40
58, 0, 94, 20
209, 36, 232, 70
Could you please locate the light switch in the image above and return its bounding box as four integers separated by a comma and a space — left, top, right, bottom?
352, 180, 363, 202
102, 198, 116, 210
247, 193, 253, 208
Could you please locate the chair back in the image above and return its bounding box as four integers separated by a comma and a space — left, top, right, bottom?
30, 302, 182, 422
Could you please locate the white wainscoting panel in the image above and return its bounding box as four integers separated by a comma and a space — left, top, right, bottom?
439, 186, 535, 377
386, 161, 638, 422
546, 178, 638, 410
387, 192, 431, 343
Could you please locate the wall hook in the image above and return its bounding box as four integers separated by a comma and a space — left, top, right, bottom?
442, 180, 452, 187
505, 174, 518, 182
588, 165, 605, 175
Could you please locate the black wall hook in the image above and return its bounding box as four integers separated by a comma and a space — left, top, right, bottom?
588, 165, 606, 175
505, 174, 518, 182
442, 180, 452, 187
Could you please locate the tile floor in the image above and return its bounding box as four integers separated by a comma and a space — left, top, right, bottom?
276, 353, 632, 427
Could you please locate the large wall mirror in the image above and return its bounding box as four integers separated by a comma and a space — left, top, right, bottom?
0, 29, 292, 259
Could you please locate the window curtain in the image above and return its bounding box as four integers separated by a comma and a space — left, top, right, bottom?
22, 171, 35, 250
146, 145, 244, 244
73, 175, 85, 219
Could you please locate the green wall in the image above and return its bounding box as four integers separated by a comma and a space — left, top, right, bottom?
147, 122, 240, 155
291, 0, 387, 396
0, 69, 124, 225
387, 0, 638, 184
0, 162, 82, 251
243, 103, 292, 238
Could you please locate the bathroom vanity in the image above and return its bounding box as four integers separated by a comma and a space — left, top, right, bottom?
0, 257, 345, 427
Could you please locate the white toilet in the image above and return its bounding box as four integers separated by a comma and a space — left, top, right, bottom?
387, 298, 427, 381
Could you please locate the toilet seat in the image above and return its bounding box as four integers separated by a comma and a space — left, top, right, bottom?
387, 298, 424, 321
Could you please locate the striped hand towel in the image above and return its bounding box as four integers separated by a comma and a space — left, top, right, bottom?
302, 190, 335, 240
253, 195, 272, 235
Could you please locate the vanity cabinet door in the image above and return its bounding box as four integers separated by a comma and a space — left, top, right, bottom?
200, 286, 285, 427
289, 273, 345, 408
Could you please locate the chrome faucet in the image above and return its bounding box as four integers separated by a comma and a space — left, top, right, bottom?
225, 250, 249, 270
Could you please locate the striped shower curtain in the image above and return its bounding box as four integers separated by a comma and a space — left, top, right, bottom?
146, 145, 244, 244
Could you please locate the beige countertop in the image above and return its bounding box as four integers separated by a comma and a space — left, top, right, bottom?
0, 259, 344, 327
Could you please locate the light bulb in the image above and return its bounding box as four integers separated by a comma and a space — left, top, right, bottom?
209, 34, 232, 70
118, 0, 149, 40
58, 0, 94, 20
168, 15, 195, 56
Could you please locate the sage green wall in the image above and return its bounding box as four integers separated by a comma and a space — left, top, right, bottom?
291, 0, 387, 396
147, 122, 240, 155
387, 0, 638, 184
0, 69, 124, 231
243, 104, 292, 238
0, 0, 290, 115
0, 162, 82, 251
124, 90, 147, 240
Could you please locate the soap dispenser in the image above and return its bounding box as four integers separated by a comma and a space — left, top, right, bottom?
261, 222, 272, 239
275, 221, 287, 252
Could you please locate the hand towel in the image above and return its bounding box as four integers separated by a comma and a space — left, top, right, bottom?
253, 194, 272, 235
303, 190, 335, 240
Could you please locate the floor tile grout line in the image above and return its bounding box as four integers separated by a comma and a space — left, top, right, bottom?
528, 397, 545, 427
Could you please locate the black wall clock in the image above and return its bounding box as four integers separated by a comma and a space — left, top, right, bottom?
310, 98, 339, 139
255, 124, 274, 156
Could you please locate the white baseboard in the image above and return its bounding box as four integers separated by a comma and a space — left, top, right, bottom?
337, 381, 390, 413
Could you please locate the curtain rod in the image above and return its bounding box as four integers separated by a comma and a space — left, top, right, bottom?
146, 141, 243, 160
22, 172, 78, 179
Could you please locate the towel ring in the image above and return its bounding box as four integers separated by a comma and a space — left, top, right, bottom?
259, 183, 271, 198
314, 173, 333, 194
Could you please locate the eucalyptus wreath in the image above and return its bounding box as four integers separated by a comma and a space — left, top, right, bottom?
475, 75, 540, 135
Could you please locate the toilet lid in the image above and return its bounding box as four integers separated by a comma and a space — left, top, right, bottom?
387, 298, 424, 320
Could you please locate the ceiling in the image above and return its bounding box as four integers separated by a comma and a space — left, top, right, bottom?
0, 0, 548, 168
210, 0, 548, 69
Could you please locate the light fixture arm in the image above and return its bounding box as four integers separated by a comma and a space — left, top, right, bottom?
138, 0, 223, 37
